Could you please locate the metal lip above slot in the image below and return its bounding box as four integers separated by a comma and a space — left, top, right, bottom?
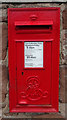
15, 39, 53, 42
14, 21, 53, 34
14, 21, 53, 26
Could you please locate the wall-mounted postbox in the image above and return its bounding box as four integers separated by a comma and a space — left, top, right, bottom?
8, 8, 60, 112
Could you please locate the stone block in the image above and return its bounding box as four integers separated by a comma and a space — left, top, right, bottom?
60, 103, 65, 118
0, 65, 8, 103
2, 22, 8, 60
61, 30, 67, 64
0, 22, 8, 60
2, 9, 7, 22
2, 65, 8, 99
32, 113, 63, 118
0, 4, 8, 9
59, 65, 67, 103
0, 23, 2, 60
2, 4, 8, 9
65, 66, 67, 103
0, 9, 7, 22
8, 4, 15, 8
60, 4, 65, 12
62, 8, 67, 29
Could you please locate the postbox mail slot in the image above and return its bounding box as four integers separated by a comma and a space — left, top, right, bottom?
15, 21, 53, 33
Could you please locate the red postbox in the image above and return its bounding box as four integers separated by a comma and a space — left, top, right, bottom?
8, 8, 60, 112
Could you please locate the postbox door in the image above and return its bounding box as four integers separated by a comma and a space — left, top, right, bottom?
16, 40, 52, 105
8, 8, 60, 112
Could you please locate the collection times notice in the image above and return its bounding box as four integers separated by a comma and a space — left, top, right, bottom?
24, 42, 43, 68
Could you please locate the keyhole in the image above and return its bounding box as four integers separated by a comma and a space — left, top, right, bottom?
22, 72, 24, 75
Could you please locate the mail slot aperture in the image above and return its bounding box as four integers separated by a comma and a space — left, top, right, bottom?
15, 21, 53, 33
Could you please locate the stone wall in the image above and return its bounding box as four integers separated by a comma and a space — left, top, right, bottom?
0, 2, 67, 119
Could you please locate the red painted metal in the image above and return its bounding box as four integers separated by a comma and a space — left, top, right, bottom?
14, 21, 53, 26
8, 7, 60, 113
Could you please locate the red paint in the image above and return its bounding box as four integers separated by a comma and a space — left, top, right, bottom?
8, 8, 60, 112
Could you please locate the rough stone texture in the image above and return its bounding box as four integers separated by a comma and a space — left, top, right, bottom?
0, 22, 8, 60
2, 22, 8, 60
0, 9, 2, 22
0, 23, 2, 60
0, 64, 8, 116
63, 7, 67, 29
60, 103, 65, 118
7, 3, 66, 9
0, 65, 2, 106
0, 0, 54, 2
65, 31, 67, 64
61, 30, 67, 64
2, 4, 8, 9
0, 0, 67, 2
0, 4, 8, 9
0, 117, 2, 120
2, 65, 8, 102
0, 64, 8, 109
60, 4, 66, 11
0, 9, 7, 22
0, 2, 66, 119
59, 65, 67, 103
59, 65, 65, 103
32, 113, 63, 118
8, 3, 53, 8
65, 66, 67, 103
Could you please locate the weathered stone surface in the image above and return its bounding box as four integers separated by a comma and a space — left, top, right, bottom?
32, 112, 63, 118
0, 64, 7, 109
61, 30, 67, 64
0, 117, 2, 120
2, 65, 8, 100
0, 2, 66, 118
52, 0, 66, 2
59, 65, 67, 103
0, 4, 8, 9
8, 3, 51, 8
0, 9, 7, 22
8, 3, 66, 8
0, 0, 53, 2
62, 8, 67, 29
2, 22, 8, 60
60, 4, 65, 11
65, 66, 67, 103
37, 3, 51, 7
0, 65, 8, 103
0, 4, 2, 9
0, 64, 2, 104
60, 103, 65, 118
2, 103, 32, 118
0, 94, 2, 108
2, 9, 7, 22
0, 100, 6, 109
0, 9, 2, 22
0, 0, 67, 2
2, 4, 8, 9
0, 23, 2, 60
0, 22, 8, 60
2, 50, 7, 60
8, 4, 15, 8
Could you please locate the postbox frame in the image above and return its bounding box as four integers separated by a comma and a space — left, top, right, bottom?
8, 7, 60, 113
